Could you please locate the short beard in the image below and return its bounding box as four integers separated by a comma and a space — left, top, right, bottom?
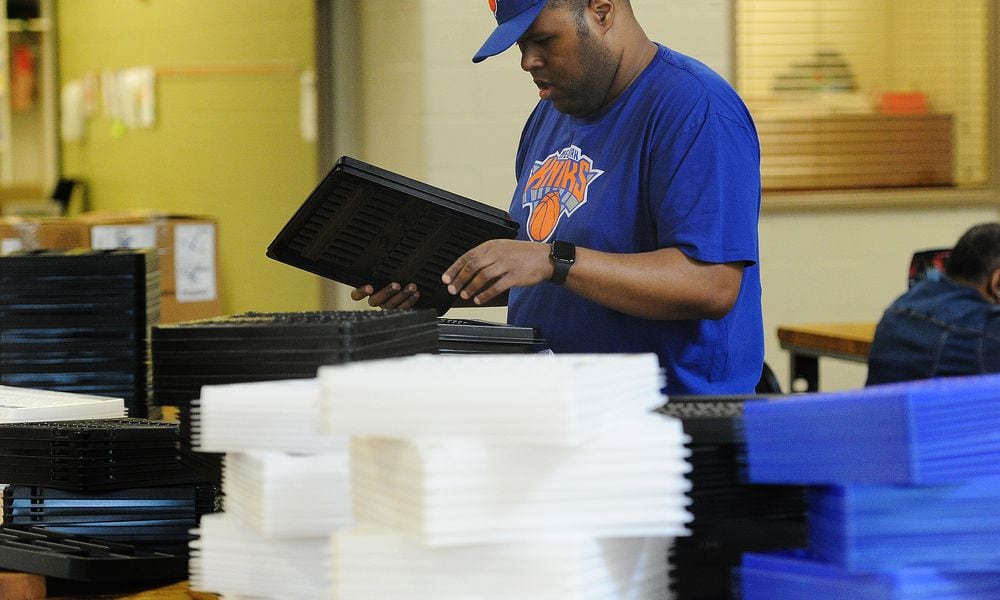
556, 25, 617, 117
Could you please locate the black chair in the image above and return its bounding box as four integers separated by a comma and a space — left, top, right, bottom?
50, 178, 87, 216
755, 361, 783, 395
908, 247, 951, 289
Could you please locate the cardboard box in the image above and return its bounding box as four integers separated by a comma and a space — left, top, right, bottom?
0, 185, 60, 217
0, 216, 90, 255
0, 185, 43, 202
75, 210, 224, 324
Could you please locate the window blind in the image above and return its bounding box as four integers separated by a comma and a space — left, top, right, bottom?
735, 0, 991, 191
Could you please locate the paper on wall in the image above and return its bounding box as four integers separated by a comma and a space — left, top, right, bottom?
60, 80, 86, 142
81, 72, 99, 118
118, 66, 157, 129
300, 70, 317, 143
101, 70, 122, 121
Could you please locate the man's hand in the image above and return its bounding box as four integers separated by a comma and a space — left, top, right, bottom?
442, 239, 553, 305
350, 282, 420, 309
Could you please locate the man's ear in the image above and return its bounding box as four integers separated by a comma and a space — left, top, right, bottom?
990, 268, 1000, 302
591, 0, 614, 27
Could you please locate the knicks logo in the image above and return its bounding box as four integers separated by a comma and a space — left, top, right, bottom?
522, 145, 603, 242
488, 0, 497, 16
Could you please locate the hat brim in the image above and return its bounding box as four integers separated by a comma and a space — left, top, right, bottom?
472, 1, 548, 63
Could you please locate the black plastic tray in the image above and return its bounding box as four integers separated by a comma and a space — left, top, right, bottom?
266, 156, 519, 314
0, 419, 178, 442
150, 310, 440, 406
436, 317, 539, 342
0, 526, 186, 582
0, 442, 178, 457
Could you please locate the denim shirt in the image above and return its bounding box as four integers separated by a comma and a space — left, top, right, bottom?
866, 277, 1000, 386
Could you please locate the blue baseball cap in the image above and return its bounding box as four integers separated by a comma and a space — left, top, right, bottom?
472, 0, 548, 63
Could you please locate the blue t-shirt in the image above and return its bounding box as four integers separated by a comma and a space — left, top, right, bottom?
506, 44, 764, 395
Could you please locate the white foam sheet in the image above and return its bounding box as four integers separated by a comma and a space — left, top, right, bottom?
0, 385, 125, 422
352, 414, 692, 546
189, 513, 331, 599
319, 353, 666, 446
330, 530, 670, 599
222, 450, 352, 537
193, 378, 346, 453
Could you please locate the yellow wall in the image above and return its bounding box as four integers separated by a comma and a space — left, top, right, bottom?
56, 0, 321, 314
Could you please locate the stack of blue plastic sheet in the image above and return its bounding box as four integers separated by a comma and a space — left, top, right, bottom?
739, 374, 1000, 599
807, 477, 1000, 572
744, 373, 1000, 485
742, 552, 1000, 600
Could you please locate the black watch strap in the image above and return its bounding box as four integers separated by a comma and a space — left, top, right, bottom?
549, 240, 576, 285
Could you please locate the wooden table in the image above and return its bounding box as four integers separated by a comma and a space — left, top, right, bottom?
777, 322, 876, 392
0, 576, 218, 600
51, 581, 217, 599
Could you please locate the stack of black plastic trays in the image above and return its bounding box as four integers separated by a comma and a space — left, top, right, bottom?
149, 309, 441, 487
436, 318, 545, 354
0, 418, 213, 572
657, 396, 808, 600
0, 249, 159, 418
3, 483, 216, 556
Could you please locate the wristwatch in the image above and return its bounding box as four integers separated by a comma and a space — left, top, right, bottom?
549, 240, 576, 284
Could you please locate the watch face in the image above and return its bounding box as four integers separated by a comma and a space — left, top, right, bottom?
551, 240, 575, 263
549, 240, 574, 285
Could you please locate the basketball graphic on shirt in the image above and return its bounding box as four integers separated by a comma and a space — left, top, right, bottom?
521, 145, 603, 243
529, 191, 561, 241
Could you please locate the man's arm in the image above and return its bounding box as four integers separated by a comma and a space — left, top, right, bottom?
442, 239, 744, 320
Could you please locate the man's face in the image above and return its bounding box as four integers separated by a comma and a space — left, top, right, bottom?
516, 4, 617, 118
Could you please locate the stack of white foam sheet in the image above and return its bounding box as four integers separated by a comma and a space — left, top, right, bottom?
222, 449, 351, 537
192, 379, 344, 453
320, 353, 690, 600
319, 353, 666, 445
330, 530, 669, 599
187, 378, 350, 599
191, 512, 330, 599
351, 415, 691, 546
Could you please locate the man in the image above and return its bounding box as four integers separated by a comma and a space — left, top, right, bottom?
353, 0, 763, 395
866, 222, 1000, 386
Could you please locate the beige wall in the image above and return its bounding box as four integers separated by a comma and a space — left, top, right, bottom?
761, 206, 998, 391
351, 0, 535, 323
349, 1, 999, 392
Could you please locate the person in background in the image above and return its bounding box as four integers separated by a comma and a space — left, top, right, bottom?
353, 0, 763, 395
866, 222, 1000, 386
